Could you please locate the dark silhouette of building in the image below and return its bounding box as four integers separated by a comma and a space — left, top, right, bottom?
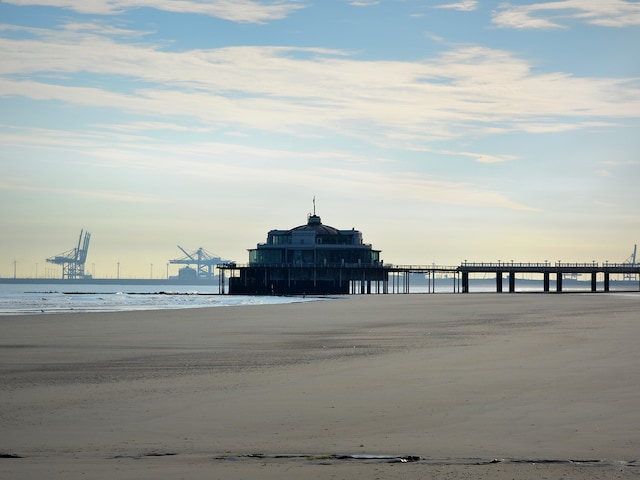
224, 213, 386, 295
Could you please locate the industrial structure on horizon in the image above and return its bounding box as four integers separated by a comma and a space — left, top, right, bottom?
623, 244, 637, 281
169, 246, 230, 281
46, 230, 92, 280
43, 231, 228, 282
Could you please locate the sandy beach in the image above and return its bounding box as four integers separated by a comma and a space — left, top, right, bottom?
1, 293, 639, 479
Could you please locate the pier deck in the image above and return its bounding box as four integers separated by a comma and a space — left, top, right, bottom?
458, 262, 640, 293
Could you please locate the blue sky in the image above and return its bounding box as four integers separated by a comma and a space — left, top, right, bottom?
1, 0, 639, 279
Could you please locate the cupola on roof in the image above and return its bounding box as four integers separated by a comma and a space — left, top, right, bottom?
290, 214, 341, 236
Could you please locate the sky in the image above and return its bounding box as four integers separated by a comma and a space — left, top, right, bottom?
1, 0, 639, 279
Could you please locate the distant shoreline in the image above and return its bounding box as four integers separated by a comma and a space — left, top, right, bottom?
0, 277, 219, 286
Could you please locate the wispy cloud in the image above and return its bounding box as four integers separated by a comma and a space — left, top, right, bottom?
1, 27, 638, 148
349, 1, 380, 6
0, 0, 306, 23
493, 1, 640, 29
0, 179, 169, 203
432, 149, 518, 164
0, 123, 532, 211
319, 168, 534, 210
602, 160, 640, 166
435, 1, 478, 12
62, 22, 152, 38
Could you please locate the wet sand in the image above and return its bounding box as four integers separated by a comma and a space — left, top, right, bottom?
1, 293, 639, 479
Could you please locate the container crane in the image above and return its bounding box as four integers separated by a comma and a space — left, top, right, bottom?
169, 246, 230, 279
623, 244, 637, 281
46, 230, 91, 280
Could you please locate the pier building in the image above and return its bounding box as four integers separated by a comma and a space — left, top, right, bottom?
221, 213, 386, 295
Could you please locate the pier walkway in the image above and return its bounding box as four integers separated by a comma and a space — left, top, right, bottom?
458, 261, 640, 293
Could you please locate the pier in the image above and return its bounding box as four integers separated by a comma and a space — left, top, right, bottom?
217, 261, 640, 295
212, 212, 640, 296
458, 261, 640, 293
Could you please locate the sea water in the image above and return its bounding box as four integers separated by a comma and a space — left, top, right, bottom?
0, 283, 318, 316
1, 278, 636, 315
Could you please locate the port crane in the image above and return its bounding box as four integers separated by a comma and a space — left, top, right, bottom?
46, 230, 91, 280
623, 244, 637, 280
169, 246, 230, 279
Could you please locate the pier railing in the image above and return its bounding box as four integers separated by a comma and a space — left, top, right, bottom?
459, 261, 640, 273
461, 261, 598, 268
385, 264, 459, 272
219, 261, 639, 273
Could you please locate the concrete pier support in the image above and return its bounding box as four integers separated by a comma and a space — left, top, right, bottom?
604, 273, 610, 292
462, 271, 469, 293
508, 272, 516, 293
543, 272, 550, 292
591, 272, 597, 292
556, 272, 563, 292
496, 271, 503, 292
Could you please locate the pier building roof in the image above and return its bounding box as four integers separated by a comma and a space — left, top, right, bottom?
248, 213, 380, 266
